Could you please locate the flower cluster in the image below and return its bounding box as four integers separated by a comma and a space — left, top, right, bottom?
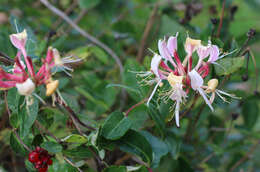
28, 147, 53, 172
140, 33, 238, 127
0, 30, 80, 105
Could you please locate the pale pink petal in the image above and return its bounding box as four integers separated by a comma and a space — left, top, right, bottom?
175, 101, 180, 127
151, 54, 162, 78
188, 70, 203, 90
9, 30, 27, 58
208, 45, 220, 63
197, 46, 210, 60
158, 39, 171, 61
167, 34, 178, 56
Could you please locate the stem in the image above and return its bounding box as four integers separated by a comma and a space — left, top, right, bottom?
39, 0, 124, 75
137, 3, 159, 63
4, 91, 32, 152
229, 140, 260, 172
125, 98, 148, 117
58, 96, 96, 131
216, 0, 226, 37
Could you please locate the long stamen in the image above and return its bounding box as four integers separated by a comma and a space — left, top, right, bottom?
147, 79, 161, 106
198, 88, 214, 111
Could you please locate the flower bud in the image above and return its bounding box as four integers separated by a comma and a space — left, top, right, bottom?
46, 80, 59, 96
167, 73, 183, 87
206, 79, 218, 93
53, 48, 63, 66
16, 78, 35, 96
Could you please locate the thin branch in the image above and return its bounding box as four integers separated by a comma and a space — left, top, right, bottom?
216, 0, 226, 37
4, 91, 32, 152
229, 140, 260, 172
137, 3, 159, 62
125, 98, 148, 117
39, 0, 124, 75
64, 156, 83, 172
58, 98, 96, 131
34, 120, 62, 143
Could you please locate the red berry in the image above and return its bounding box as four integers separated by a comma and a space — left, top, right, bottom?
28, 152, 39, 163
38, 167, 48, 172
47, 159, 52, 165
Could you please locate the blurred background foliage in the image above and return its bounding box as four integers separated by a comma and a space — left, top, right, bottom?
0, 0, 260, 171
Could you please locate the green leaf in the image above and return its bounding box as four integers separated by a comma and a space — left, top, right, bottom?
118, 130, 153, 165
101, 111, 132, 140
61, 134, 88, 144
242, 99, 259, 129
41, 141, 63, 153
106, 83, 141, 94
214, 56, 245, 76
160, 15, 185, 37
32, 134, 44, 146
25, 160, 37, 172
10, 132, 27, 156
103, 166, 127, 172
147, 104, 166, 137
7, 88, 20, 114
165, 130, 181, 160
89, 46, 109, 64
19, 99, 39, 138
78, 0, 101, 10
63, 145, 92, 159
141, 131, 168, 168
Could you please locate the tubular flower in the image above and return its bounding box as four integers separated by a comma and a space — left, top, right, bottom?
135, 33, 238, 127
1, 30, 77, 105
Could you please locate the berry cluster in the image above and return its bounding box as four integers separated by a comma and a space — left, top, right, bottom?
28, 147, 53, 172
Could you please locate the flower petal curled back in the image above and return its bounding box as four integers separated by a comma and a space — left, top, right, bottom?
208, 45, 220, 63
185, 37, 201, 56
158, 39, 171, 61
197, 45, 210, 60
188, 69, 204, 90
151, 54, 162, 78
167, 33, 178, 56
9, 29, 27, 57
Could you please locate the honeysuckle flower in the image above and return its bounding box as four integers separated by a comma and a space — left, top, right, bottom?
188, 69, 214, 111
9, 29, 27, 57
52, 48, 81, 76
204, 78, 240, 103
135, 33, 239, 127
164, 73, 187, 127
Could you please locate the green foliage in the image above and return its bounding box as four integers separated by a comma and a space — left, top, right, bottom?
101, 111, 132, 140
0, 0, 260, 171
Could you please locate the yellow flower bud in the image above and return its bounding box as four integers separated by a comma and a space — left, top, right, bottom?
53, 48, 63, 66
167, 73, 183, 87
185, 37, 201, 47
46, 80, 59, 96
206, 79, 218, 93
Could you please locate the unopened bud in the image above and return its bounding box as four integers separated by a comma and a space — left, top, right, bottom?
206, 78, 218, 93
16, 78, 35, 96
247, 29, 256, 38
231, 113, 239, 120
53, 48, 63, 66
46, 80, 59, 96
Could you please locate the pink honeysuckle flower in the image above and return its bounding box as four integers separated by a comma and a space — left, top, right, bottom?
163, 73, 187, 127
158, 34, 186, 75
9, 29, 27, 58
10, 30, 35, 78
188, 69, 214, 111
